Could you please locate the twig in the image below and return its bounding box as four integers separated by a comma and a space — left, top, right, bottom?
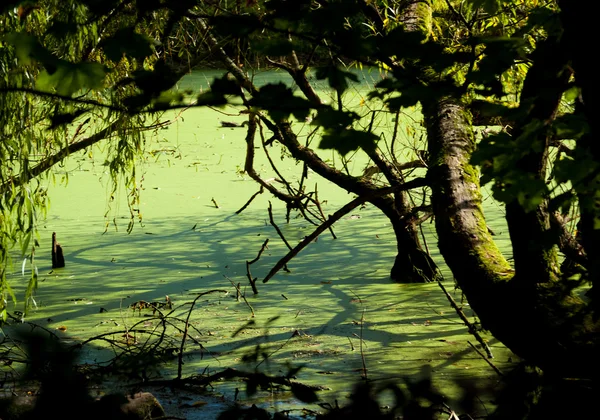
245, 261, 258, 295
437, 280, 494, 358
255, 331, 295, 370
136, 366, 329, 391
314, 183, 336, 239
211, 198, 219, 208
245, 116, 297, 204
225, 275, 255, 317
468, 341, 503, 377
177, 290, 229, 380
236, 186, 264, 214
245, 239, 269, 294
359, 308, 367, 380
248, 238, 270, 265
268, 202, 292, 250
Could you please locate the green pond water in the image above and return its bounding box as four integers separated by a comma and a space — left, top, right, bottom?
4, 70, 517, 417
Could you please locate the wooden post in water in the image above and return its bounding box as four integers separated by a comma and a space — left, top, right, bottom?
52, 232, 65, 268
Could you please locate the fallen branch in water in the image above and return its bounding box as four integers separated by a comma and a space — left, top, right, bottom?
246, 238, 269, 294
437, 280, 494, 359
236, 186, 264, 214
225, 275, 255, 317
268, 202, 292, 250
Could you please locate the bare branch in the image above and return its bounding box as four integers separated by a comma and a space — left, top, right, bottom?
263, 178, 427, 283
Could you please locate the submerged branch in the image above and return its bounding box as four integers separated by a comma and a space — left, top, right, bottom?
235, 186, 264, 214
268, 202, 292, 251
177, 290, 229, 380
437, 279, 494, 358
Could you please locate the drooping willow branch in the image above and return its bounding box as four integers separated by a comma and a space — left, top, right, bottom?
0, 87, 126, 112
0, 117, 169, 195
0, 122, 114, 195
263, 177, 427, 283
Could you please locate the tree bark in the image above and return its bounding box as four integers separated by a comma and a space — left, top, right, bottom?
424, 97, 600, 380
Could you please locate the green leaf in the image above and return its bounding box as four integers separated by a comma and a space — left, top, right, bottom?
552, 113, 590, 140
211, 14, 262, 37
315, 66, 359, 94
319, 129, 379, 156
524, 6, 561, 36
47, 20, 80, 38
130, 62, 180, 96
312, 108, 358, 129
290, 383, 319, 403
548, 191, 576, 215
101, 27, 157, 62
150, 91, 185, 111
491, 175, 547, 211
469, 99, 522, 123
553, 153, 599, 186
380, 27, 427, 58
252, 38, 299, 56
211, 75, 243, 96
21, 230, 31, 258
37, 61, 106, 96
4, 32, 54, 66
465, 0, 501, 14
468, 37, 526, 92
196, 91, 228, 106
49, 109, 90, 129
563, 85, 580, 103
79, 0, 121, 16
249, 83, 312, 121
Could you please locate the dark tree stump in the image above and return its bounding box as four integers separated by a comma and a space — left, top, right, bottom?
51, 232, 65, 268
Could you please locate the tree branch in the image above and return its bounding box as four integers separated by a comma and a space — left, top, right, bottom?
263, 177, 427, 283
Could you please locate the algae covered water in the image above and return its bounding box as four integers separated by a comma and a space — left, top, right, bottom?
5, 70, 515, 417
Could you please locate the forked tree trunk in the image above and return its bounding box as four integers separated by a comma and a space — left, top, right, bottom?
423, 98, 600, 380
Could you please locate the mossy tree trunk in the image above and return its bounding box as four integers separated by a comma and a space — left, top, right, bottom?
424, 97, 600, 380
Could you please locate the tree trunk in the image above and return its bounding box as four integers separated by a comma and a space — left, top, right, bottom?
389, 214, 439, 283
424, 97, 600, 380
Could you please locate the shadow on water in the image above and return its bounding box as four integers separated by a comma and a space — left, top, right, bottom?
3, 70, 517, 415
6, 206, 517, 416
